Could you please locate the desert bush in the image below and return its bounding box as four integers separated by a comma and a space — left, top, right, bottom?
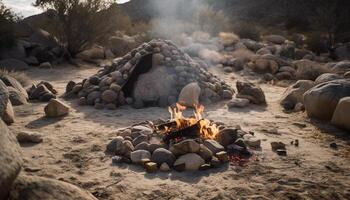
34, 0, 118, 56
0, 1, 19, 49
0, 69, 31, 86
305, 32, 328, 56
233, 23, 261, 41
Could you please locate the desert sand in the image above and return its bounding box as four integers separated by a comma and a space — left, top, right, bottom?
10, 63, 350, 200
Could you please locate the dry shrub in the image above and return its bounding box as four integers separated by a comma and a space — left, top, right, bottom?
219, 32, 240, 46
233, 23, 261, 41
232, 49, 255, 63
0, 69, 31, 86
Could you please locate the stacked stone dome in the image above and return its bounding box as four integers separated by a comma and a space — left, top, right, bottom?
65, 39, 234, 109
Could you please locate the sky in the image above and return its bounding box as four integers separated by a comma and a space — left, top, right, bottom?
3, 0, 130, 17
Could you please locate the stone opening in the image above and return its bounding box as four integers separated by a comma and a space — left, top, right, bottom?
122, 53, 153, 98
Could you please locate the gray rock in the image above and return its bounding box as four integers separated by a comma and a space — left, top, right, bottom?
7, 87, 27, 106
236, 81, 266, 105
16, 131, 43, 143
106, 136, 124, 154
331, 97, 350, 131
314, 73, 342, 85
44, 99, 69, 118
169, 139, 200, 156
198, 144, 213, 162
130, 150, 151, 164
134, 142, 150, 152
132, 134, 148, 146
217, 128, 240, 147
0, 120, 23, 199
151, 148, 176, 166
39, 62, 52, 69
178, 82, 201, 107
160, 163, 170, 172
280, 80, 314, 110
101, 90, 118, 103
227, 98, 250, 108
203, 139, 225, 154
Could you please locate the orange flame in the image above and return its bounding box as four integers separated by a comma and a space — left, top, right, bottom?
167, 103, 219, 140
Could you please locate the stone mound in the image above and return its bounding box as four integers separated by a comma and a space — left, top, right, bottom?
66, 39, 234, 109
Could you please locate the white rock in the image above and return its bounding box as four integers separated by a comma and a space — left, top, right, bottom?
174, 153, 205, 171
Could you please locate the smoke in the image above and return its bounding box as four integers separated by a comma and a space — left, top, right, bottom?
149, 0, 209, 39
147, 0, 234, 65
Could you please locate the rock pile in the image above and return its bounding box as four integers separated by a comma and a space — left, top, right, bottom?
27, 81, 57, 102
106, 121, 260, 172
0, 27, 64, 71
66, 39, 234, 109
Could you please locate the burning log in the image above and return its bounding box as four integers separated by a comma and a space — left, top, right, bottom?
162, 120, 202, 144
155, 120, 177, 132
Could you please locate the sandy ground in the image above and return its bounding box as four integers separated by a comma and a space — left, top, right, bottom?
10, 63, 350, 200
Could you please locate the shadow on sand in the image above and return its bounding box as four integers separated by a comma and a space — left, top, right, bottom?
112, 163, 230, 184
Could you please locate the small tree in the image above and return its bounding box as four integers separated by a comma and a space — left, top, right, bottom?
34, 0, 118, 56
0, 1, 19, 49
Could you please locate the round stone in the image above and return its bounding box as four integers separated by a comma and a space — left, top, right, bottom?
101, 90, 118, 103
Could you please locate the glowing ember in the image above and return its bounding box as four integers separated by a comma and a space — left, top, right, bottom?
166, 103, 219, 140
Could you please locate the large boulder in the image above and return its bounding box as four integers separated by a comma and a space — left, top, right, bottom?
28, 29, 59, 49
44, 99, 70, 118
8, 87, 28, 106
0, 80, 9, 116
331, 61, 350, 75
304, 79, 350, 120
10, 174, 97, 200
280, 80, 314, 110
0, 120, 23, 199
236, 81, 266, 105
314, 73, 343, 85
178, 82, 201, 107
132, 67, 177, 106
0, 75, 28, 99
0, 59, 30, 71
294, 59, 330, 80
331, 97, 350, 131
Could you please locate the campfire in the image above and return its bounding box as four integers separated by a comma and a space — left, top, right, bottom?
157, 103, 219, 143
106, 102, 256, 173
